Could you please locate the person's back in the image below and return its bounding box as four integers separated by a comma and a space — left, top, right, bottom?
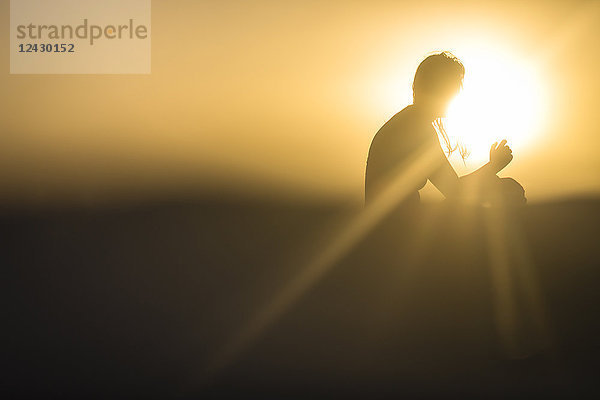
365, 105, 433, 209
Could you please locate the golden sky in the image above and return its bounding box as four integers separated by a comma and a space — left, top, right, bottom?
1, 0, 599, 206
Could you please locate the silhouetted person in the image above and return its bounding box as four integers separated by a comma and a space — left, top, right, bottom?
365, 52, 525, 212
359, 52, 540, 376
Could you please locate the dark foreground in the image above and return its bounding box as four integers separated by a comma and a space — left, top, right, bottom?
2, 196, 600, 398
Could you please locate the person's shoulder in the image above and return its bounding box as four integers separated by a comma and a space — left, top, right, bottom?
388, 104, 416, 123
375, 105, 414, 134
375, 105, 422, 138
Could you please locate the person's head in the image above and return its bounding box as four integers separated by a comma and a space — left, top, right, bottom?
412, 51, 465, 118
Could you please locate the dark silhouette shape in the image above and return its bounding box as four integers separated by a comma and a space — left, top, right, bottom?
359, 52, 544, 383
365, 51, 525, 210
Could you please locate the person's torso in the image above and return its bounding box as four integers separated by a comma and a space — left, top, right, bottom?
365, 105, 433, 205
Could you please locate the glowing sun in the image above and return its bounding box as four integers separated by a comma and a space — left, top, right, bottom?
444, 50, 546, 165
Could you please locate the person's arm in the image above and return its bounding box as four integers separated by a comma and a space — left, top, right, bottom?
429, 147, 461, 198
429, 139, 514, 199
428, 139, 461, 198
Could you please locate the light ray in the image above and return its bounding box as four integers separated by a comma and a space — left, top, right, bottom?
484, 205, 521, 357
484, 203, 552, 359
204, 142, 442, 376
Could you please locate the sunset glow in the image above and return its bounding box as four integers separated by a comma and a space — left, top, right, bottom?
445, 48, 547, 164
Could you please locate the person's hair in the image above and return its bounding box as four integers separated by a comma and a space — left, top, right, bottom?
414, 51, 467, 160
433, 118, 470, 162
412, 51, 465, 103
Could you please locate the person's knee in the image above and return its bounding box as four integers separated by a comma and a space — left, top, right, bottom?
496, 177, 527, 206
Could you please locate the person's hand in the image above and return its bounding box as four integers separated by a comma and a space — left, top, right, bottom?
489, 139, 513, 173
